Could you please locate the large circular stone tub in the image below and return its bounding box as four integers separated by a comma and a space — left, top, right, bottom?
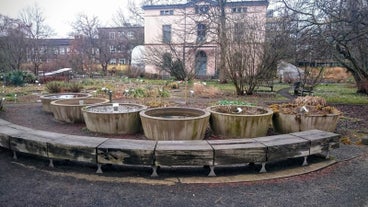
207, 105, 273, 138
139, 107, 210, 140
40, 93, 91, 113
82, 103, 147, 135
272, 111, 340, 134
50, 97, 109, 123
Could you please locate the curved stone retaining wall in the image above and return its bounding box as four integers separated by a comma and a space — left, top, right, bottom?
0, 118, 340, 177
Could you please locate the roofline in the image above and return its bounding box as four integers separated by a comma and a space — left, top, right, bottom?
97, 26, 144, 30
142, 0, 269, 10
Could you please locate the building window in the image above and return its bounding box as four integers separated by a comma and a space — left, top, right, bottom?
234, 22, 245, 42
160, 10, 174, 15
232, 7, 247, 13
119, 58, 126, 64
195, 51, 207, 76
109, 46, 116, 53
109, 32, 115, 40
195, 5, 209, 14
109, 58, 117, 64
162, 25, 172, 43
127, 31, 135, 39
197, 23, 206, 43
60, 47, 65, 55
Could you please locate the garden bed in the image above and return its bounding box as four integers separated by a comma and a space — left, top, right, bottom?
0, 101, 367, 142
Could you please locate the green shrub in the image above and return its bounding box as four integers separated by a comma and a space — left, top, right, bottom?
67, 82, 83, 92
23, 72, 36, 84
217, 100, 254, 106
130, 88, 147, 98
46, 81, 64, 93
5, 70, 36, 86
158, 88, 170, 98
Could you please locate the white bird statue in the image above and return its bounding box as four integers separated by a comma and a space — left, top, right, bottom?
300, 106, 309, 113
235, 107, 243, 113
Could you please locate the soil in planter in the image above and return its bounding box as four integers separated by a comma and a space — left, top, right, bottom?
212, 105, 268, 115
269, 104, 340, 116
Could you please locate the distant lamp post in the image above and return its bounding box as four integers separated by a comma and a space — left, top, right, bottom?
1, 75, 4, 86
102, 87, 113, 103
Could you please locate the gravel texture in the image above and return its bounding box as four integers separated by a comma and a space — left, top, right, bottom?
0, 145, 367, 207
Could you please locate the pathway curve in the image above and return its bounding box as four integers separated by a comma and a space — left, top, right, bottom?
277, 87, 294, 100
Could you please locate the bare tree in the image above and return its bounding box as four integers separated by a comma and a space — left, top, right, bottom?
19, 3, 54, 75
113, 1, 145, 26
145, 43, 197, 80
281, 0, 368, 94
224, 13, 283, 95
71, 14, 100, 75
216, 0, 228, 83
0, 15, 28, 71
267, 4, 328, 93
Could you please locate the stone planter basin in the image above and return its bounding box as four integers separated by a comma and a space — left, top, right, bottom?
207, 105, 273, 138
82, 103, 147, 135
272, 111, 341, 134
50, 97, 109, 123
139, 107, 210, 141
40, 93, 91, 113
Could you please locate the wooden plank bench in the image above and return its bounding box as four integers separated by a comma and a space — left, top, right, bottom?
253, 134, 310, 172
6, 123, 61, 159
0, 125, 21, 149
0, 116, 342, 177
0, 118, 11, 126
154, 140, 214, 177
47, 135, 108, 168
207, 139, 267, 176
97, 139, 156, 174
9, 131, 52, 160
291, 129, 340, 159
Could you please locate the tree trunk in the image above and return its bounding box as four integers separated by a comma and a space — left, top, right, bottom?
102, 63, 108, 76
356, 79, 368, 94
218, 0, 227, 83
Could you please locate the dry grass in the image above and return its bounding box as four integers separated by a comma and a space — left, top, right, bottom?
192, 82, 222, 98
323, 67, 352, 83
294, 96, 327, 106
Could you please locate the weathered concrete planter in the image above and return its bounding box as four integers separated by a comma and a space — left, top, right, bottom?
50, 97, 109, 123
272, 111, 340, 134
40, 93, 91, 113
207, 105, 273, 138
82, 103, 147, 135
139, 107, 210, 140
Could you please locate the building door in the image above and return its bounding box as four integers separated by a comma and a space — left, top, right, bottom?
195, 51, 207, 76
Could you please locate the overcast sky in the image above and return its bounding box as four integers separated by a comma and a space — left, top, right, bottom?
0, 0, 134, 38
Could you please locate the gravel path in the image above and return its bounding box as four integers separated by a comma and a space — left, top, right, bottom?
0, 144, 367, 207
